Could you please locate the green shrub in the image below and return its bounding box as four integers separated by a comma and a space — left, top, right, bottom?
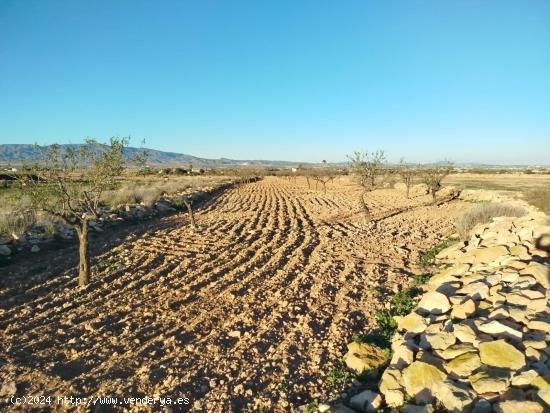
390, 290, 416, 316
419, 239, 455, 269
414, 273, 432, 285
358, 311, 398, 348
357, 289, 416, 350
326, 361, 354, 393
375, 311, 396, 330
304, 402, 319, 413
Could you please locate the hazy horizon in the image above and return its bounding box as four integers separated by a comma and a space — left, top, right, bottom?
1, 1, 549, 165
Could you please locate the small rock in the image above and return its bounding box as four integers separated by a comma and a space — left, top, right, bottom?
379, 368, 405, 407
156, 202, 176, 213
477, 320, 523, 341
0, 245, 11, 256
452, 323, 478, 345
445, 352, 481, 377
30, 245, 40, 252
438, 343, 477, 360
489, 305, 527, 324
507, 260, 527, 270
528, 319, 550, 333
318, 403, 331, 412
436, 243, 466, 260
494, 400, 544, 413
511, 370, 538, 387
526, 347, 543, 361
472, 399, 492, 413
402, 361, 447, 404
428, 273, 459, 289
390, 341, 414, 369
418, 291, 451, 315
469, 367, 510, 393
348, 390, 382, 413
451, 299, 476, 319
479, 339, 526, 370
397, 312, 428, 334
0, 380, 17, 397
530, 374, 550, 390
343, 342, 388, 373
510, 244, 531, 259
520, 263, 550, 289
537, 389, 550, 407
420, 331, 456, 351
433, 379, 475, 412
473, 245, 509, 264
456, 281, 489, 300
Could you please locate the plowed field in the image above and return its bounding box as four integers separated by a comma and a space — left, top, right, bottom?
0, 177, 464, 412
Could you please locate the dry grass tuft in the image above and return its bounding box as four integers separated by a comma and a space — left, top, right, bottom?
102, 185, 164, 207
0, 209, 36, 237
101, 179, 205, 208
524, 187, 550, 214
0, 175, 232, 237
0, 193, 37, 237
455, 202, 526, 239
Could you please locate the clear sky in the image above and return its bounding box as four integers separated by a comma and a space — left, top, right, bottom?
0, 1, 549, 164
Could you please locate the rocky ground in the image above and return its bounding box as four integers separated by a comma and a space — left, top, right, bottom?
0, 177, 463, 412
327, 197, 550, 413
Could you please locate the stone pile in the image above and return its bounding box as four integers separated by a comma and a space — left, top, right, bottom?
378, 212, 550, 413
324, 203, 550, 413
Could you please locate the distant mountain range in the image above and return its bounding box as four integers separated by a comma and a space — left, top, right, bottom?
0, 144, 305, 167
1, 144, 547, 168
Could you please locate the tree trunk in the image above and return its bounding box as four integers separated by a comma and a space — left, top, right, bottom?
359, 190, 371, 222
431, 189, 437, 204
306, 176, 310, 189
76, 220, 90, 287
183, 198, 197, 230
406, 184, 410, 199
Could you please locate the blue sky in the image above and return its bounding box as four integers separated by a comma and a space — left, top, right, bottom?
0, 1, 549, 164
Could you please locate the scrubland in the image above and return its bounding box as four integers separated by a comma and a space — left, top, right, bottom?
0, 174, 234, 240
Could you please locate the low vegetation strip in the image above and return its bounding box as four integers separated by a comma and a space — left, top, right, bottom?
0, 176, 248, 260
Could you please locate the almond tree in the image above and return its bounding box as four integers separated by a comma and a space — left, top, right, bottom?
18, 138, 127, 286
420, 162, 453, 204
348, 150, 386, 221
398, 158, 417, 199
303, 169, 313, 189
308, 169, 336, 194
133, 139, 150, 177
311, 161, 336, 193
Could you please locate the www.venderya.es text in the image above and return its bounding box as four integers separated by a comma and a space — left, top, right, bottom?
6, 395, 190, 407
